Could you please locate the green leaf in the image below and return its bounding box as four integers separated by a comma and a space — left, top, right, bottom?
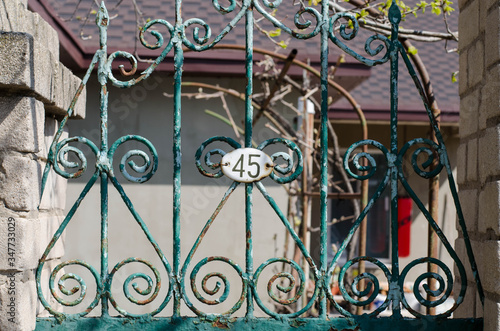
268, 28, 281, 37
417, 0, 428, 7
431, 2, 442, 15
278, 40, 288, 49
431, 6, 441, 15
90, 9, 97, 15
359, 9, 369, 18
407, 45, 418, 55
443, 4, 455, 14
451, 71, 458, 83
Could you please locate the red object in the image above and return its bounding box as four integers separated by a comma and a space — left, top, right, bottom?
398, 197, 412, 258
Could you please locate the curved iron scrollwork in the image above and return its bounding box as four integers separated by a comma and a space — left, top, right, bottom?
328, 13, 391, 66
253, 257, 319, 318
186, 256, 248, 317
37, 131, 171, 318
36, 0, 482, 324
253, 0, 322, 40
184, 135, 305, 317
195, 136, 303, 183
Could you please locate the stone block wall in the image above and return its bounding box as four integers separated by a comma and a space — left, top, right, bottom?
457, 0, 500, 330
0, 0, 85, 329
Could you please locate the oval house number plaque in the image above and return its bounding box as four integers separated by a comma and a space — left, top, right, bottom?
221, 148, 274, 183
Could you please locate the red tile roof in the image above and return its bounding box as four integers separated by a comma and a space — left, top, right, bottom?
28, 0, 458, 123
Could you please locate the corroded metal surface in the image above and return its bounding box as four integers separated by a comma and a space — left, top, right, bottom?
36, 0, 482, 328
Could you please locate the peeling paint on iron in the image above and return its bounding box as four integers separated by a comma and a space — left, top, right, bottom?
35, 0, 484, 326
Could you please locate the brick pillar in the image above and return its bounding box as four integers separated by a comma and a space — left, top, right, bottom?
457, 0, 500, 330
0, 0, 85, 329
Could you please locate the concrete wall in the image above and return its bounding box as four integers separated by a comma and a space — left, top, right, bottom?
457, 0, 500, 329
0, 0, 85, 329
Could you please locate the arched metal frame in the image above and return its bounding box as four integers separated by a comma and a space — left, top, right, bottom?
35, 1, 484, 329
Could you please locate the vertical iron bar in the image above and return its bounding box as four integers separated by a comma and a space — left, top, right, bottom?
100, 173, 109, 316
319, 0, 329, 318
97, 4, 109, 316
389, 4, 401, 318
245, 5, 254, 318
427, 175, 439, 315
244, 10, 254, 149
173, 0, 183, 317
356, 181, 368, 315
301, 103, 313, 309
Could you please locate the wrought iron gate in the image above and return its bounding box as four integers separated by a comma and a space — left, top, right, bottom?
36, 1, 483, 330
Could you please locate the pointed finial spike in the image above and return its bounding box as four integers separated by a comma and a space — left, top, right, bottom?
96, 1, 109, 27
389, 1, 401, 25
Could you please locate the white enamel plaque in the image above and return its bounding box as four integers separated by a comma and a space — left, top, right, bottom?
221, 148, 274, 183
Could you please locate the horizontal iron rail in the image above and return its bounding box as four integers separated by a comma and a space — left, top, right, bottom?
35, 317, 484, 331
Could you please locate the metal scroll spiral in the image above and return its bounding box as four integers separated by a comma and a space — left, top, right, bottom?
188, 256, 247, 316
41, 260, 102, 317
195, 136, 303, 183
397, 138, 466, 317
321, 140, 392, 316
182, 0, 249, 51
253, 258, 318, 318
328, 13, 391, 66
53, 137, 99, 179
330, 257, 392, 317
108, 258, 171, 317
195, 136, 241, 178
252, 0, 322, 39
397, 138, 443, 180
399, 257, 455, 317
107, 19, 174, 88
343, 139, 390, 181
108, 135, 158, 183
257, 138, 303, 183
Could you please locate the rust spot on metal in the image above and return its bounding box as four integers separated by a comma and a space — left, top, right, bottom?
290, 319, 307, 328
119, 64, 137, 77
246, 230, 251, 251
305, 257, 314, 268
73, 168, 85, 177
212, 319, 230, 329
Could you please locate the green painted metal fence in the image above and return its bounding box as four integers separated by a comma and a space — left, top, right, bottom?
35, 1, 483, 329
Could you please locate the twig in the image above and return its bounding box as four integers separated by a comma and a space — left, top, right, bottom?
309, 215, 356, 232
220, 94, 242, 140
203, 110, 258, 147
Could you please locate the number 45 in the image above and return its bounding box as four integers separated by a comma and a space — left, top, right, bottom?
232, 154, 261, 179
